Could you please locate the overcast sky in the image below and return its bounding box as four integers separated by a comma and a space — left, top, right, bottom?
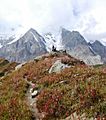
0, 0, 106, 43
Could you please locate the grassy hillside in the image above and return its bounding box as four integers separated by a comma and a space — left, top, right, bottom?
0, 52, 106, 120
0, 58, 19, 78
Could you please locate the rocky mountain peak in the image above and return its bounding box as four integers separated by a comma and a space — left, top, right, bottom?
59, 28, 103, 65
61, 28, 87, 50
27, 28, 41, 36
0, 28, 47, 62
0, 27, 104, 65
22, 28, 43, 43
92, 40, 104, 47
28, 28, 35, 32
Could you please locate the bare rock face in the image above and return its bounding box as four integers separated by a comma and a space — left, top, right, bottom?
60, 28, 103, 65
61, 28, 87, 50
69, 44, 103, 65
0, 28, 47, 62
89, 40, 106, 63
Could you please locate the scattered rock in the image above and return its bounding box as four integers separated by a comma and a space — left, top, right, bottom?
15, 62, 26, 70
59, 80, 69, 84
34, 56, 43, 62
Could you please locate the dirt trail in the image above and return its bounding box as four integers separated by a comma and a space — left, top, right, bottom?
25, 79, 43, 120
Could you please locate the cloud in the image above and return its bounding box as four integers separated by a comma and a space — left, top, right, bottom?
0, 0, 106, 42
71, 0, 106, 42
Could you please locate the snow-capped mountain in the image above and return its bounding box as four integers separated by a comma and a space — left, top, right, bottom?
0, 27, 105, 65
0, 26, 29, 47
0, 28, 47, 62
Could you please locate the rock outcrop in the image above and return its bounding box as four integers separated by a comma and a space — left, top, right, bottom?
49, 60, 70, 73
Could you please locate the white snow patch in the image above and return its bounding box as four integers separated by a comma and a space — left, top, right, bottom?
100, 39, 106, 46
55, 33, 64, 50
44, 33, 56, 52
89, 39, 106, 46
30, 31, 44, 48
8, 28, 28, 45
30, 31, 39, 42
8, 34, 22, 44
89, 46, 97, 54
44, 32, 64, 52
0, 43, 2, 48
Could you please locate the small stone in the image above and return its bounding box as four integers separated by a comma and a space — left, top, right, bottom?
31, 90, 38, 98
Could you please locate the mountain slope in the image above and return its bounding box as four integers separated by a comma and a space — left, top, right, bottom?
69, 44, 103, 65
0, 58, 18, 77
89, 40, 106, 63
0, 28, 47, 62
61, 28, 88, 50
0, 35, 15, 47
60, 28, 103, 65
0, 27, 104, 65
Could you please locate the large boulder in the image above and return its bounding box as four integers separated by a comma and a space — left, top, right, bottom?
49, 60, 70, 73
